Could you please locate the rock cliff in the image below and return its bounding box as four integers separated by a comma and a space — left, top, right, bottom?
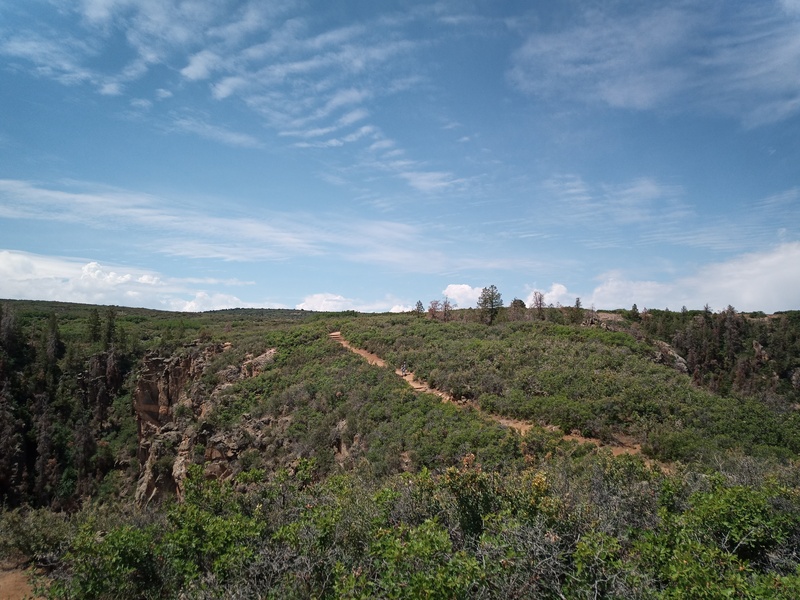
132, 343, 282, 505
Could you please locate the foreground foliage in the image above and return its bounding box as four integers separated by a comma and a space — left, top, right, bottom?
2, 454, 799, 598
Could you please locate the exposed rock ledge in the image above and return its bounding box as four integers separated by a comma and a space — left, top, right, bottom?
133, 344, 280, 505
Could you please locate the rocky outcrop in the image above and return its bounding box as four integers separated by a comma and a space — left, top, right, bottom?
652, 340, 688, 374
133, 343, 224, 504
133, 343, 282, 505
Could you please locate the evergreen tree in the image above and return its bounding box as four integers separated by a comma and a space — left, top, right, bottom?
477, 285, 503, 325
630, 303, 640, 321
87, 308, 101, 343
572, 297, 584, 324
103, 307, 117, 351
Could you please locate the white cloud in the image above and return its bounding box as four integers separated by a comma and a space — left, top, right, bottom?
0, 33, 94, 85
524, 283, 573, 308
212, 76, 249, 100
0, 249, 278, 311
0, 250, 158, 306
399, 171, 463, 193
540, 174, 795, 253
587, 243, 800, 312
442, 284, 482, 307
130, 98, 152, 109
509, 2, 800, 125
168, 291, 281, 313
170, 116, 263, 148
0, 179, 464, 272
295, 292, 407, 313
781, 0, 800, 14
295, 293, 350, 311
99, 81, 122, 95
181, 49, 221, 81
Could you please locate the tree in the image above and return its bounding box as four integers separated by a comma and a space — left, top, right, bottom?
477, 285, 503, 325
630, 303, 640, 322
428, 300, 442, 320
509, 298, 526, 321
442, 297, 456, 322
532, 291, 545, 320
572, 297, 584, 324
87, 308, 101, 343
103, 307, 117, 351
414, 300, 425, 318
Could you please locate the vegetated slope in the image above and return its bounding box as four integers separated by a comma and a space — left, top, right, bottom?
2, 301, 800, 599
182, 320, 519, 481
342, 315, 800, 462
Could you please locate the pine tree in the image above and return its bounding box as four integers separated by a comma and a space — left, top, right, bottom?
477, 285, 503, 325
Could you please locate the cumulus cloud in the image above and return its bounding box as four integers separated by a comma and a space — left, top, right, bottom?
587, 243, 800, 313
168, 291, 280, 312
524, 283, 574, 308
0, 250, 159, 306
442, 284, 482, 307
0, 250, 270, 311
296, 292, 409, 313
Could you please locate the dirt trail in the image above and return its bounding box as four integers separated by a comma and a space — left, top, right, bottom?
329, 332, 642, 457
0, 562, 41, 600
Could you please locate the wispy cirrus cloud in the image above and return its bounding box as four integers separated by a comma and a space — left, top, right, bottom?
542, 174, 689, 246
170, 114, 263, 148
1, 1, 480, 196
541, 174, 799, 253
399, 171, 465, 193
509, 2, 800, 125
0, 31, 95, 85
0, 178, 502, 273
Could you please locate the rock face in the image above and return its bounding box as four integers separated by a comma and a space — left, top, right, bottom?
132, 344, 281, 505
133, 343, 223, 505
652, 341, 688, 374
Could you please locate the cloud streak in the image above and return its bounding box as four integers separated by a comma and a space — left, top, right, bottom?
509, 2, 800, 125
0, 1, 477, 196
0, 178, 513, 275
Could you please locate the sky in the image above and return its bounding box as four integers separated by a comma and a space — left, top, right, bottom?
1, 0, 799, 314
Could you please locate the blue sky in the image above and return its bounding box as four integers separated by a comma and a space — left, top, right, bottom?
1, 0, 799, 313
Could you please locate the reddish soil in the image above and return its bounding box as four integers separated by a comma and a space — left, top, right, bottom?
329, 332, 643, 457
0, 562, 41, 600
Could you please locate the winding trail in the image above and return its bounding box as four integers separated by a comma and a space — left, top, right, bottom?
329, 332, 643, 457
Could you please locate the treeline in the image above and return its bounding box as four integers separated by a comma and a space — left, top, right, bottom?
638, 306, 800, 402
0, 303, 135, 508
0, 301, 221, 508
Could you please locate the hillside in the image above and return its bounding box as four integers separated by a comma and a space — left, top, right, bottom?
1, 300, 800, 598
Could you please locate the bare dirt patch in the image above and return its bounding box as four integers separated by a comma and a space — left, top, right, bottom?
0, 562, 42, 600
